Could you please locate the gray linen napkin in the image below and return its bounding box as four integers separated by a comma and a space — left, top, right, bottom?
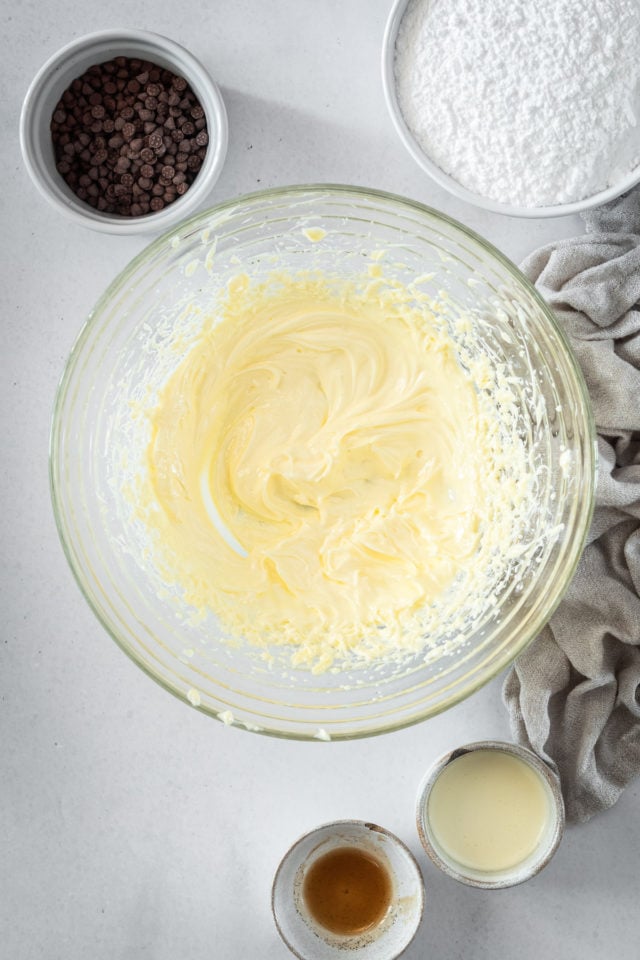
503, 187, 640, 823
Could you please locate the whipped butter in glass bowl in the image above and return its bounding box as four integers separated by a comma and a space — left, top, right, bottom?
50, 184, 596, 739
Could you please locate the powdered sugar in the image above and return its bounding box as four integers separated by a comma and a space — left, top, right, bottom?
394, 0, 640, 207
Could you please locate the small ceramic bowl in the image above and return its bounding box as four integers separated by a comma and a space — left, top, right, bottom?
381, 0, 640, 218
416, 741, 565, 889
19, 28, 228, 234
272, 820, 425, 959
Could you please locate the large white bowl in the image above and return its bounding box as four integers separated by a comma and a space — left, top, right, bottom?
381, 0, 640, 218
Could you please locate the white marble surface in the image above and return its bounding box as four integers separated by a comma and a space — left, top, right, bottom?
2, 2, 638, 958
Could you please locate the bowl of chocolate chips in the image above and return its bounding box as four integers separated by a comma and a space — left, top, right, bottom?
19, 29, 228, 233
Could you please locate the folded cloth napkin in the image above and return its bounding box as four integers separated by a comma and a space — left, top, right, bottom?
503, 187, 640, 823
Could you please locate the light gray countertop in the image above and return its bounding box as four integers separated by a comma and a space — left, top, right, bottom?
3, 2, 638, 958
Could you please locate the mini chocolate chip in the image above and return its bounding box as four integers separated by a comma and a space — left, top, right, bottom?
50, 55, 208, 216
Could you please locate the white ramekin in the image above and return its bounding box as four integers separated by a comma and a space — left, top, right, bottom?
416, 740, 565, 889
19, 29, 228, 234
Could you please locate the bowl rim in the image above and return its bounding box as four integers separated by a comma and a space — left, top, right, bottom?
381, 0, 640, 219
19, 27, 228, 234
415, 740, 566, 888
49, 182, 597, 740
271, 818, 426, 959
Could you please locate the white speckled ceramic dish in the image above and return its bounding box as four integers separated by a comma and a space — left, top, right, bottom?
272, 820, 425, 959
416, 740, 565, 888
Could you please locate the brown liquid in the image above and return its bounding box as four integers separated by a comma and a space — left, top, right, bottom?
302, 846, 392, 937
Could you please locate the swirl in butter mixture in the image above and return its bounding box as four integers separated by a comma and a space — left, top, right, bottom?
141, 273, 511, 670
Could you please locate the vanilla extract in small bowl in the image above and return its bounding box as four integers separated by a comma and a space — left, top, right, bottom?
302, 845, 393, 937
272, 820, 424, 960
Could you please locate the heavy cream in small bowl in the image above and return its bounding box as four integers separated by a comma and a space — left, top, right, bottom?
416, 741, 565, 888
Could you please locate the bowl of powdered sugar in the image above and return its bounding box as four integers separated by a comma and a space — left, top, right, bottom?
383, 0, 640, 216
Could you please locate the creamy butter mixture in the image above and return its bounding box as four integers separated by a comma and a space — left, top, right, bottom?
136, 270, 534, 670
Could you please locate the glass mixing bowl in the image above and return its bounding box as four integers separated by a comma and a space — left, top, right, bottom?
50, 184, 596, 740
